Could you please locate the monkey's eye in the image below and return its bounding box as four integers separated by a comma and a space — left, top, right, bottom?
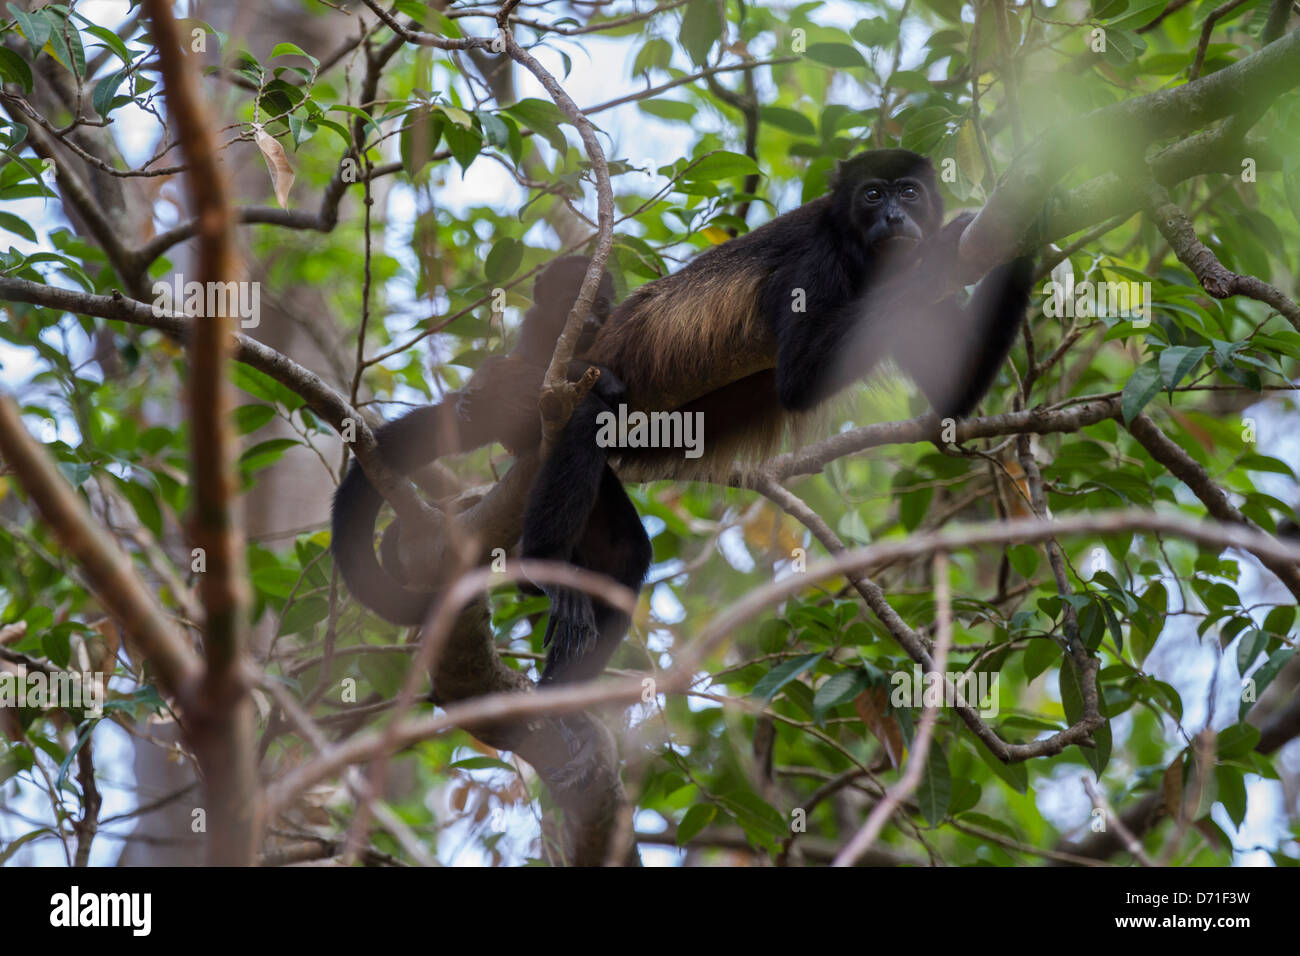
863, 187, 884, 204
900, 185, 920, 201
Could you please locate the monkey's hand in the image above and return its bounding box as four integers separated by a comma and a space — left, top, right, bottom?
590, 364, 627, 407
540, 586, 598, 681
917, 210, 976, 277
565, 361, 628, 407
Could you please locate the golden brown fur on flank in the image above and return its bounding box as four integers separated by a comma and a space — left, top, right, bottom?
585, 261, 776, 415
610, 370, 831, 483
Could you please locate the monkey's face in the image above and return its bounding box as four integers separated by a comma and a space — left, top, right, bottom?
832, 150, 944, 254
855, 178, 935, 250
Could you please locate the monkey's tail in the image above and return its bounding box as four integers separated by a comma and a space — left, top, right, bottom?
329, 403, 467, 627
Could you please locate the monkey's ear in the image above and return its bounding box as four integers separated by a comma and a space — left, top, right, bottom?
829, 153, 865, 190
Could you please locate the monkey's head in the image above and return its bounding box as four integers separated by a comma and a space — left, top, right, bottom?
831, 149, 943, 252
518, 255, 616, 363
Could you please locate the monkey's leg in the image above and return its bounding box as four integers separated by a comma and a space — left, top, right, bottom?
521, 392, 611, 666
541, 466, 651, 683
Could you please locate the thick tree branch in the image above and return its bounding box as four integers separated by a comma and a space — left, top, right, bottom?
1141, 182, 1300, 330
144, 0, 257, 867
1126, 412, 1300, 600
960, 28, 1300, 276
0, 396, 203, 701
264, 509, 1300, 816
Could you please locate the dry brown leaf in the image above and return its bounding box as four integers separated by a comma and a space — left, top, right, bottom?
255, 126, 295, 209
853, 684, 905, 769
1162, 752, 1184, 821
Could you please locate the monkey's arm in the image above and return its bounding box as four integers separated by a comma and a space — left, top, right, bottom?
766, 256, 880, 412
890, 256, 1034, 419
765, 214, 978, 412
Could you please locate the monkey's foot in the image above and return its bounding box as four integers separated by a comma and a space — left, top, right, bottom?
540, 587, 598, 677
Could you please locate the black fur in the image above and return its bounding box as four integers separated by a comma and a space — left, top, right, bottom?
330, 256, 616, 626
522, 149, 1034, 681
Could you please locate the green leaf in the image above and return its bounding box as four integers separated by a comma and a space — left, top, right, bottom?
484, 237, 523, 283
503, 98, 569, 154
239, 438, 300, 472
682, 150, 760, 183
0, 828, 54, 865
916, 743, 951, 825
478, 111, 509, 149
1083, 720, 1112, 776
41, 628, 71, 669
112, 475, 163, 537
676, 804, 716, 844
1091, 0, 1130, 18
253, 566, 303, 600
230, 361, 304, 410
80, 23, 133, 66
716, 790, 787, 840
758, 106, 817, 137
92, 70, 127, 118
1262, 605, 1295, 636
679, 0, 722, 66
270, 42, 319, 69
637, 99, 697, 123
8, 3, 51, 51
233, 404, 276, 435
1131, 583, 1166, 665
1022, 637, 1060, 682
1215, 764, 1246, 827
899, 486, 933, 532
1120, 362, 1161, 424
1158, 345, 1208, 393
751, 652, 824, 703
1059, 653, 1088, 725
632, 37, 673, 74
806, 43, 868, 69
1235, 628, 1267, 674
970, 733, 1028, 793
0, 209, 36, 241
55, 719, 98, 788
1007, 544, 1039, 579
812, 667, 870, 722
851, 17, 896, 45
43, 12, 85, 77
400, 108, 444, 179
328, 104, 382, 145
0, 46, 34, 94
1215, 723, 1259, 760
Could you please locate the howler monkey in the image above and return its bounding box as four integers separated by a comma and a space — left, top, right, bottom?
522, 149, 1035, 683
330, 256, 618, 626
